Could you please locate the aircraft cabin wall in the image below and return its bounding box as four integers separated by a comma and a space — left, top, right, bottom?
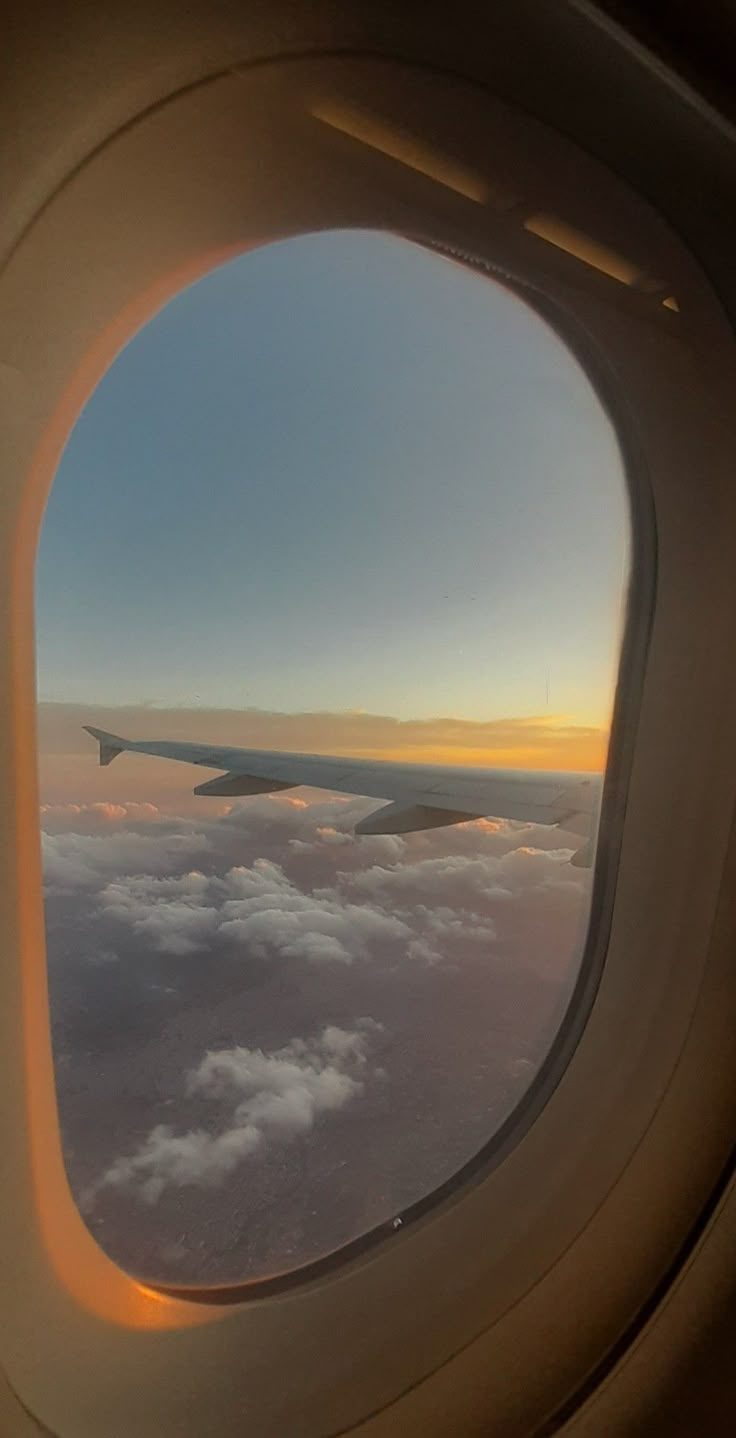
3, 2, 736, 1435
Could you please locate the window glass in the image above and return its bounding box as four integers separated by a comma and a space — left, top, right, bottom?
37, 230, 629, 1285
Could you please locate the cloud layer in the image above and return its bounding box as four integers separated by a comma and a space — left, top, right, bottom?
42, 788, 593, 1281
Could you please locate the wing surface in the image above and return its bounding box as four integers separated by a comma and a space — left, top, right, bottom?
83, 725, 601, 853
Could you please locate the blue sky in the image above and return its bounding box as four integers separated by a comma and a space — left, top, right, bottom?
36, 230, 628, 726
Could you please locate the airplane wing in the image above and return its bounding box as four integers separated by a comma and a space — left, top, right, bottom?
83, 725, 601, 863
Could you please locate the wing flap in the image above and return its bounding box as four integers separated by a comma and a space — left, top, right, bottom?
193, 772, 293, 797
355, 802, 479, 835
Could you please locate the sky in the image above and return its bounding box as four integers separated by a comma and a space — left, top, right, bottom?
36, 229, 629, 773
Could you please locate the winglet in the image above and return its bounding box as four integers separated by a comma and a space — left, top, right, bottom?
83, 725, 126, 767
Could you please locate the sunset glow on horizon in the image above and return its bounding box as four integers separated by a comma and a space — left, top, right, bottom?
37, 702, 609, 813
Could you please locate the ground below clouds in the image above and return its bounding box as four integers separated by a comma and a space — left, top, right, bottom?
43, 792, 593, 1285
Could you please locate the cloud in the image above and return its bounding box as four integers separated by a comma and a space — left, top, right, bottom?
219, 858, 295, 899
313, 826, 352, 846
87, 1023, 378, 1204
337, 844, 577, 910
100, 872, 220, 955
43, 793, 587, 980
41, 827, 211, 892
218, 860, 412, 965
96, 854, 414, 964
41, 801, 160, 831
45, 789, 594, 1276
89, 1122, 263, 1206
316, 841, 588, 979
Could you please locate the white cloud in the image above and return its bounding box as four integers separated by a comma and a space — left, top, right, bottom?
95, 856, 413, 964
218, 883, 411, 964
99, 872, 219, 955
90, 1121, 263, 1206
339, 852, 506, 904
192, 1040, 358, 1130
313, 826, 352, 847
42, 796, 590, 986
335, 845, 578, 912
406, 937, 444, 966
42, 828, 211, 892
88, 1024, 377, 1205
41, 801, 161, 832
220, 858, 293, 900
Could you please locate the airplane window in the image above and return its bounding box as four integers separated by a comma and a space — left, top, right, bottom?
36, 229, 629, 1286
